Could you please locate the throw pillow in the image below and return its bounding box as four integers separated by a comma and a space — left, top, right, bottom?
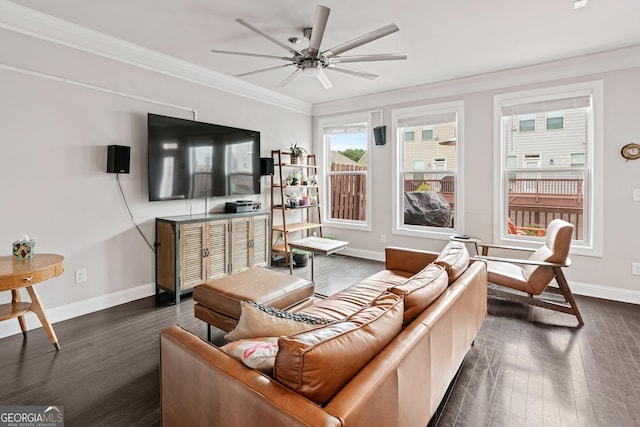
435, 241, 470, 284
274, 292, 404, 405
224, 300, 333, 341
220, 337, 279, 374
389, 263, 448, 325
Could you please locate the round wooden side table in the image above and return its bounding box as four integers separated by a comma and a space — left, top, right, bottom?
0, 254, 64, 350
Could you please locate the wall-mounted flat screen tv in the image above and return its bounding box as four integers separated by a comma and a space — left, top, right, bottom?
148, 113, 260, 201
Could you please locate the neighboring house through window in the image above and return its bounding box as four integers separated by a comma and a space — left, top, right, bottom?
494, 81, 603, 256
392, 101, 464, 238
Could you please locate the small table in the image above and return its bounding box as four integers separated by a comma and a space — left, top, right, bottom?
449, 235, 481, 255
288, 237, 349, 282
0, 254, 64, 350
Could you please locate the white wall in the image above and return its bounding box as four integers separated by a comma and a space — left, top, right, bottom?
0, 27, 312, 338
315, 47, 640, 304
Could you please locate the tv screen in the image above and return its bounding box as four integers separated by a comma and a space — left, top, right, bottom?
147, 113, 260, 201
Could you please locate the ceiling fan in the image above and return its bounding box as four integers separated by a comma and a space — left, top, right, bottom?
211, 5, 408, 89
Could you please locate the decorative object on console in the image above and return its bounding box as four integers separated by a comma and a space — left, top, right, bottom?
12, 234, 35, 259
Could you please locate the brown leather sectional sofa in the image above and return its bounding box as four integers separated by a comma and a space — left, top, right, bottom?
160, 243, 487, 426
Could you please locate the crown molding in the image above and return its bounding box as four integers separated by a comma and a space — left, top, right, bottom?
0, 0, 312, 115
313, 44, 640, 116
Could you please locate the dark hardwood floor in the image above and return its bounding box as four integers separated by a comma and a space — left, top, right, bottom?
1, 255, 638, 426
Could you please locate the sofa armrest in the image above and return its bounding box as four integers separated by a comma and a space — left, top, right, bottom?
385, 246, 439, 274
160, 325, 341, 427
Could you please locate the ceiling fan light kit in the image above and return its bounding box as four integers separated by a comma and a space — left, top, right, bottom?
211, 5, 408, 89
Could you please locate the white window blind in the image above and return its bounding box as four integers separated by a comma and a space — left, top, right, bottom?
501, 95, 591, 116
397, 112, 457, 128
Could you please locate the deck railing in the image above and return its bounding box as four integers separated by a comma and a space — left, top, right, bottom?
332, 175, 584, 239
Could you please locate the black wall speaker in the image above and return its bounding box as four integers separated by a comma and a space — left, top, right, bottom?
107, 145, 131, 174
373, 125, 386, 145
260, 157, 274, 176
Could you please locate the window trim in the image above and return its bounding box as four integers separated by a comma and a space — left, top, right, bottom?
493, 81, 603, 257
317, 111, 374, 231
391, 100, 465, 240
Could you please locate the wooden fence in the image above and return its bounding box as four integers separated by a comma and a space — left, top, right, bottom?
330, 163, 366, 221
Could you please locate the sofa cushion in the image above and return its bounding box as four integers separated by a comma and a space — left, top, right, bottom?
389, 263, 448, 325
219, 337, 279, 374
224, 301, 333, 341
435, 241, 470, 284
274, 292, 404, 405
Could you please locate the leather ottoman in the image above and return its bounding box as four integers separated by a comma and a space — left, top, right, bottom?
193, 267, 315, 339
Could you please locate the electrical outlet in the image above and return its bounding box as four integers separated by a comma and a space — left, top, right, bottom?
632, 263, 640, 276
633, 189, 640, 202
380, 234, 386, 243
75, 268, 87, 284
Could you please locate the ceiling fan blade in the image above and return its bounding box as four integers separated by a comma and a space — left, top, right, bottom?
235, 18, 301, 56
323, 23, 399, 59
277, 69, 301, 87
330, 53, 408, 63
235, 63, 293, 77
308, 5, 330, 57
327, 64, 378, 80
317, 69, 333, 89
211, 49, 293, 61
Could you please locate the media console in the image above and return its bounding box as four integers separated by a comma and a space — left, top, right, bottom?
155, 211, 270, 304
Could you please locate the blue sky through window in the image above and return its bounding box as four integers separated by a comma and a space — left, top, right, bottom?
329, 132, 367, 151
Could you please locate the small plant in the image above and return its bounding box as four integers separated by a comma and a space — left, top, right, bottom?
522, 223, 546, 237
288, 143, 307, 164
289, 143, 307, 157
416, 182, 432, 191
286, 171, 299, 185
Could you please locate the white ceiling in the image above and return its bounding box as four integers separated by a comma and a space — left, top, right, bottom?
11, 0, 640, 105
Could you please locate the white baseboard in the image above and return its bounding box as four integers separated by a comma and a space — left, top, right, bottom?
341, 247, 385, 262
0, 282, 156, 340
570, 281, 640, 305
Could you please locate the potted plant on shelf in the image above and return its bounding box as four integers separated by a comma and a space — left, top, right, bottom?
288, 143, 306, 164
286, 171, 299, 186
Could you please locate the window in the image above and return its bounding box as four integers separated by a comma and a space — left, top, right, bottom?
392, 101, 464, 238
421, 127, 434, 140
519, 114, 536, 132
412, 160, 425, 180
319, 113, 373, 230
546, 111, 565, 130
495, 81, 603, 256
571, 153, 585, 167
405, 130, 415, 141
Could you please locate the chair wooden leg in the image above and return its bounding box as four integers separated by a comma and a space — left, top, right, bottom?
553, 267, 584, 326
